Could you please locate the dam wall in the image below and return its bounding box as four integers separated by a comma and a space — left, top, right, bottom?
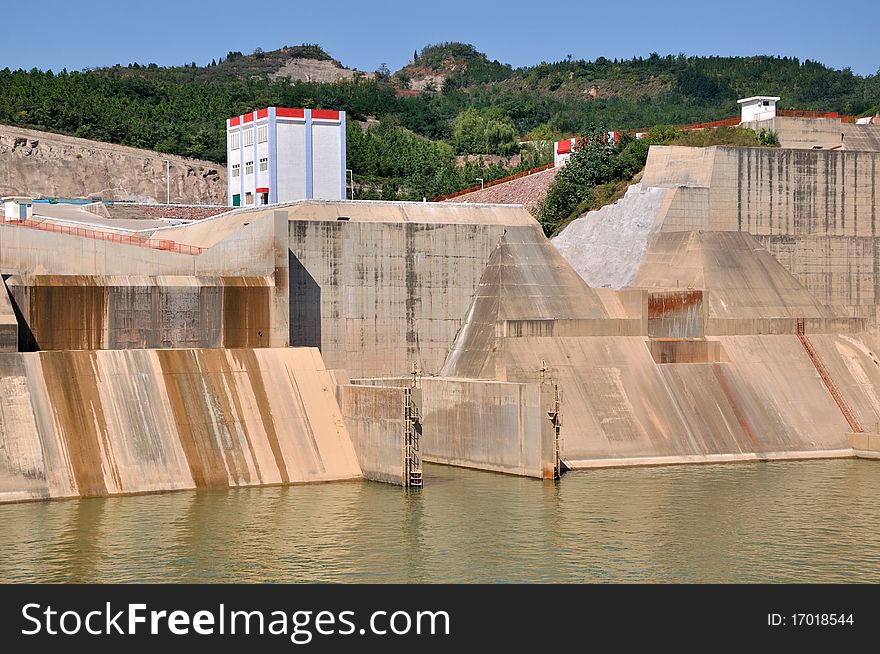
642, 146, 880, 311
6, 275, 272, 351
352, 376, 557, 479
0, 210, 291, 348
337, 383, 409, 485
0, 280, 17, 351
0, 347, 362, 504
285, 201, 538, 378
461, 213, 879, 469
498, 334, 860, 467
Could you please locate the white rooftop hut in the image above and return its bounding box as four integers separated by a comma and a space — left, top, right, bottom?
738, 96, 780, 123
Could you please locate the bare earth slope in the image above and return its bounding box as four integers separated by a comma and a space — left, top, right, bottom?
0, 124, 226, 203
269, 58, 369, 83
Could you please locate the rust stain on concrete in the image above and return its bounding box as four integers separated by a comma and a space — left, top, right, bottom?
712, 363, 762, 452
39, 351, 112, 496
223, 287, 270, 347
26, 285, 106, 350
231, 348, 289, 484
157, 349, 235, 489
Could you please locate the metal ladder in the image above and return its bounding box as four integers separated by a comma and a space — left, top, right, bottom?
549, 383, 562, 480
403, 385, 423, 488
541, 360, 563, 480
796, 318, 863, 433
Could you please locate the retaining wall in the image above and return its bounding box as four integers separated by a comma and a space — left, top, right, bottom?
0, 347, 362, 504
337, 384, 408, 485
0, 210, 290, 347
353, 377, 556, 479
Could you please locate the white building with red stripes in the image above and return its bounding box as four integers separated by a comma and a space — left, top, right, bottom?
226, 107, 346, 207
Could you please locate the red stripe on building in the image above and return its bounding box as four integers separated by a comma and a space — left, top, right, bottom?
242, 113, 254, 123
255, 187, 269, 193
311, 109, 340, 120
229, 116, 241, 127
556, 139, 571, 155
256, 108, 269, 119
276, 107, 305, 119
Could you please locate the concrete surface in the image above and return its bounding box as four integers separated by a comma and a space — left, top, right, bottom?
337, 383, 408, 485
632, 231, 868, 335
416, 377, 556, 479
0, 278, 17, 352
442, 224, 638, 379
6, 275, 272, 350
0, 347, 362, 504
352, 376, 558, 479
638, 145, 880, 313
749, 116, 880, 152
286, 202, 539, 377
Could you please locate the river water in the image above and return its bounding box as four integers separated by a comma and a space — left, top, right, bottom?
2, 460, 878, 583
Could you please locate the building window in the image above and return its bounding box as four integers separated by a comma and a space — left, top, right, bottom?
258, 125, 268, 143
245, 161, 254, 175
229, 132, 240, 150
259, 157, 268, 172
244, 129, 254, 147
245, 192, 253, 205
231, 163, 240, 178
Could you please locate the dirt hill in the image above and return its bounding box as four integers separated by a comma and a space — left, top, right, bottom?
269, 57, 370, 84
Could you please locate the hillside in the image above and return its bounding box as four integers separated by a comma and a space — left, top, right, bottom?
394, 42, 513, 92
98, 44, 370, 85
0, 41, 877, 201
0, 123, 225, 203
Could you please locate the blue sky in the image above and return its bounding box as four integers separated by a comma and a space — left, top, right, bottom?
4, 0, 878, 76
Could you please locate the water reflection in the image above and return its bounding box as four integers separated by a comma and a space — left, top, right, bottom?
1, 460, 878, 583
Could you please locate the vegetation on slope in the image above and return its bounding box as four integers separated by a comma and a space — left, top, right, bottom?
346, 119, 548, 200
0, 42, 875, 200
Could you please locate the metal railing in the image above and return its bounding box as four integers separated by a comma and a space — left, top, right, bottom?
796, 318, 863, 434
4, 218, 205, 256
680, 116, 742, 130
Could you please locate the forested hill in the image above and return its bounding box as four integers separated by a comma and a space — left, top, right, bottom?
0, 42, 877, 201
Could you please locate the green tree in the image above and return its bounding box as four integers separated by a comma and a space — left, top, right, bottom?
453, 107, 519, 155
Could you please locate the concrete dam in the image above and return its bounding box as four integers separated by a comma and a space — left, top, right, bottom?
2, 142, 880, 503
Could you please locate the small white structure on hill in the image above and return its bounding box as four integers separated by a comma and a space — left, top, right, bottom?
738, 96, 780, 123
2, 196, 33, 222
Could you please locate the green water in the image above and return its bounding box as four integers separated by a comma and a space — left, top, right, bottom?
2, 460, 879, 583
